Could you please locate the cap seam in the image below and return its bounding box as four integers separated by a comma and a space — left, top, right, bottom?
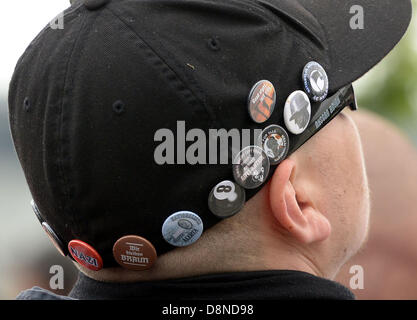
56, 8, 89, 239
11, 4, 82, 77
105, 5, 218, 127
223, 0, 282, 29
255, 0, 328, 51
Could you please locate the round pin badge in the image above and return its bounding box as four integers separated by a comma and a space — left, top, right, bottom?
283, 91, 311, 135
247, 80, 276, 123
31, 199, 43, 223
113, 235, 157, 271
162, 211, 204, 247
232, 146, 270, 189
68, 240, 103, 271
208, 180, 246, 218
258, 125, 290, 165
42, 222, 67, 257
302, 61, 329, 102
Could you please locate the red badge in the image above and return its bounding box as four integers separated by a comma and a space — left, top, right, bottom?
68, 240, 103, 271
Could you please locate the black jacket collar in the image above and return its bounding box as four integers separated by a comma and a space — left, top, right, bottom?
17, 270, 354, 300
67, 270, 354, 300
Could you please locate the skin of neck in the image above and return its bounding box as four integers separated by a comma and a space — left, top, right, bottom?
76, 184, 334, 283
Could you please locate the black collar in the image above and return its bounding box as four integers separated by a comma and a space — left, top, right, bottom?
67, 270, 354, 300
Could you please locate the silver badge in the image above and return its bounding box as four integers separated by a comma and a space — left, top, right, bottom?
42, 222, 67, 257
302, 61, 329, 102
283, 91, 311, 135
31, 199, 43, 222
208, 180, 246, 218
258, 125, 289, 165
232, 146, 270, 189
162, 211, 203, 247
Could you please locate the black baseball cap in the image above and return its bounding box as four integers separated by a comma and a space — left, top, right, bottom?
8, 0, 412, 268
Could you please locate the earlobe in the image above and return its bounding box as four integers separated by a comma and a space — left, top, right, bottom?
269, 159, 331, 244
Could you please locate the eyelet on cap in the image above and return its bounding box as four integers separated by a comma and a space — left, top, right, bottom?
23, 97, 31, 112
207, 37, 220, 51
84, 0, 110, 11
112, 100, 125, 114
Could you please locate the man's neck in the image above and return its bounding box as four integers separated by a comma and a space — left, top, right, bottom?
76, 221, 327, 283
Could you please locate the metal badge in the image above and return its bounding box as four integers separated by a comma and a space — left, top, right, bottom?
258, 125, 290, 165
162, 211, 204, 247
247, 80, 276, 123
232, 146, 270, 189
302, 61, 329, 102
113, 235, 157, 271
208, 180, 246, 218
42, 222, 67, 257
32, 200, 67, 256
284, 90, 311, 135
31, 199, 43, 223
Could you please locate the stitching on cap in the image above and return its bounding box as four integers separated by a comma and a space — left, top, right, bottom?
57, 8, 88, 237
227, 0, 281, 29
105, 5, 218, 125
255, 0, 328, 51
14, 4, 83, 76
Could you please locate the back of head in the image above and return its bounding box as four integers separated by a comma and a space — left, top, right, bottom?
8, 0, 412, 284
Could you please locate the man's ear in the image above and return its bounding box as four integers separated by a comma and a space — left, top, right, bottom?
269, 159, 331, 244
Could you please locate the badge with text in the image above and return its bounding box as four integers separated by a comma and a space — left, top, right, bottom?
302, 61, 329, 102
208, 180, 246, 218
162, 211, 204, 247
247, 80, 276, 123
113, 235, 157, 271
68, 240, 103, 271
233, 146, 270, 189
258, 125, 289, 165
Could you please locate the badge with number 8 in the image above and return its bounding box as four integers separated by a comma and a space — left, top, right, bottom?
208, 180, 245, 218
213, 181, 238, 202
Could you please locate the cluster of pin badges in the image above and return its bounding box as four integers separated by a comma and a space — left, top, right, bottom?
207, 61, 330, 222
159, 66, 328, 253
30, 62, 329, 273
30, 200, 203, 272
30, 199, 158, 272
31, 200, 203, 272
156, 62, 330, 260
66, 235, 159, 272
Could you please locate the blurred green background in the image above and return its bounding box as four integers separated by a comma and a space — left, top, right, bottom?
0, 1, 416, 299
354, 0, 417, 139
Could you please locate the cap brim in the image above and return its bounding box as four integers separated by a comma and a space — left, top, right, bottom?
300, 0, 413, 91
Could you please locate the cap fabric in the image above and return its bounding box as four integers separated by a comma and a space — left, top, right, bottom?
9, 0, 412, 268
